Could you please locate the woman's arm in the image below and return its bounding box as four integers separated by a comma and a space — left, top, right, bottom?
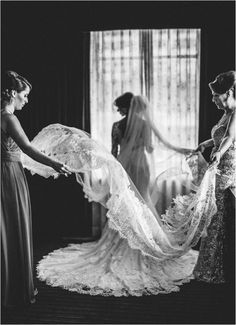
145, 113, 192, 155
5, 114, 71, 175
196, 139, 214, 152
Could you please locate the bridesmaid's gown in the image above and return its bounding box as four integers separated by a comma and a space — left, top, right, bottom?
193, 114, 236, 283
1, 128, 36, 307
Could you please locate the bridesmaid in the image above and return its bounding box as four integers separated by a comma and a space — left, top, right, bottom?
1, 71, 71, 308
194, 71, 235, 283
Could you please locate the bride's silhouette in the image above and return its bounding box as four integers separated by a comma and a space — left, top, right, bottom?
112, 93, 194, 217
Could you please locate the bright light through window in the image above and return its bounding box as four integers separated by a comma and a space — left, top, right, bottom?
90, 29, 201, 152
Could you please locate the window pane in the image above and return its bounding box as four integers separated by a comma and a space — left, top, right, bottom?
90, 29, 200, 151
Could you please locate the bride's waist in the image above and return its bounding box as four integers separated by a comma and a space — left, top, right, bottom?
132, 145, 146, 151
120, 145, 146, 153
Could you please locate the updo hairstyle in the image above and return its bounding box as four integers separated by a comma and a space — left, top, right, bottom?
113, 92, 134, 109
209, 70, 236, 96
1, 71, 32, 104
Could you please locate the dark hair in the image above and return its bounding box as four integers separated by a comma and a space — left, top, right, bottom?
209, 70, 236, 95
1, 70, 32, 103
114, 92, 134, 109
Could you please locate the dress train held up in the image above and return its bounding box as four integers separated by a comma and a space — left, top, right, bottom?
22, 124, 218, 296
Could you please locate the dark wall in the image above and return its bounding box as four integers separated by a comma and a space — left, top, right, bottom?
2, 1, 235, 244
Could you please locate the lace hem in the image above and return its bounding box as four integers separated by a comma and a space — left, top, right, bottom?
37, 271, 194, 297
36, 233, 197, 297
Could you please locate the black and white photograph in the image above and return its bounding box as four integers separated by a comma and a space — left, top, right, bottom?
1, 1, 235, 324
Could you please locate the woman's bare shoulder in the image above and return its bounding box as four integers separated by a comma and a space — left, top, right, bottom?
1, 112, 20, 132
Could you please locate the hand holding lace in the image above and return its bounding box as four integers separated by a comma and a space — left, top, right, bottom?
51, 161, 72, 177
210, 147, 218, 160
210, 151, 221, 165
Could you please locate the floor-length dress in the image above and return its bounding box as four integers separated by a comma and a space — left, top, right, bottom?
193, 114, 236, 283
1, 129, 36, 307
37, 222, 198, 297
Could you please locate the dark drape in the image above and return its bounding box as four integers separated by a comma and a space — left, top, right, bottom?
1, 5, 94, 244
82, 32, 91, 131
1, 1, 235, 244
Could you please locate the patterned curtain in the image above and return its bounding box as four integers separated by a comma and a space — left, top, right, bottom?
90, 29, 201, 235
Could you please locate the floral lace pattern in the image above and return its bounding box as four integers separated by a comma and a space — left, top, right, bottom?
193, 116, 236, 283
160, 164, 218, 249
37, 223, 197, 297
22, 123, 222, 295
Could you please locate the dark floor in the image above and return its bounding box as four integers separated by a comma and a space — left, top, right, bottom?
1, 241, 235, 324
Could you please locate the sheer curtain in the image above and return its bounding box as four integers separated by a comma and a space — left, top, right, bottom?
90, 29, 201, 235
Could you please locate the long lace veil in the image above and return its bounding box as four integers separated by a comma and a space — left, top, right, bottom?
22, 117, 217, 259
118, 96, 199, 216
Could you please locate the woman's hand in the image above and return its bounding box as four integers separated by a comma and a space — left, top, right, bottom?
195, 143, 206, 153
210, 147, 217, 160
210, 151, 221, 165
52, 161, 72, 177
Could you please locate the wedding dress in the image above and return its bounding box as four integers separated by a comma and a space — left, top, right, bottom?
22, 113, 218, 296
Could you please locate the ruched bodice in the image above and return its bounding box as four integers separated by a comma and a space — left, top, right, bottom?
1, 129, 22, 161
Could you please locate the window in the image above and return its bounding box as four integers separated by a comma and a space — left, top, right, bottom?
90, 28, 201, 153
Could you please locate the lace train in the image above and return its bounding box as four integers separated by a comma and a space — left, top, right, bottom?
37, 224, 198, 297
21, 124, 218, 296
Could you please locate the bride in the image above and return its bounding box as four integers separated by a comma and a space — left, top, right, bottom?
112, 93, 196, 216
23, 96, 217, 296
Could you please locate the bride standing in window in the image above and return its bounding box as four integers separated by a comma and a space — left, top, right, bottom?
112, 92, 193, 217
